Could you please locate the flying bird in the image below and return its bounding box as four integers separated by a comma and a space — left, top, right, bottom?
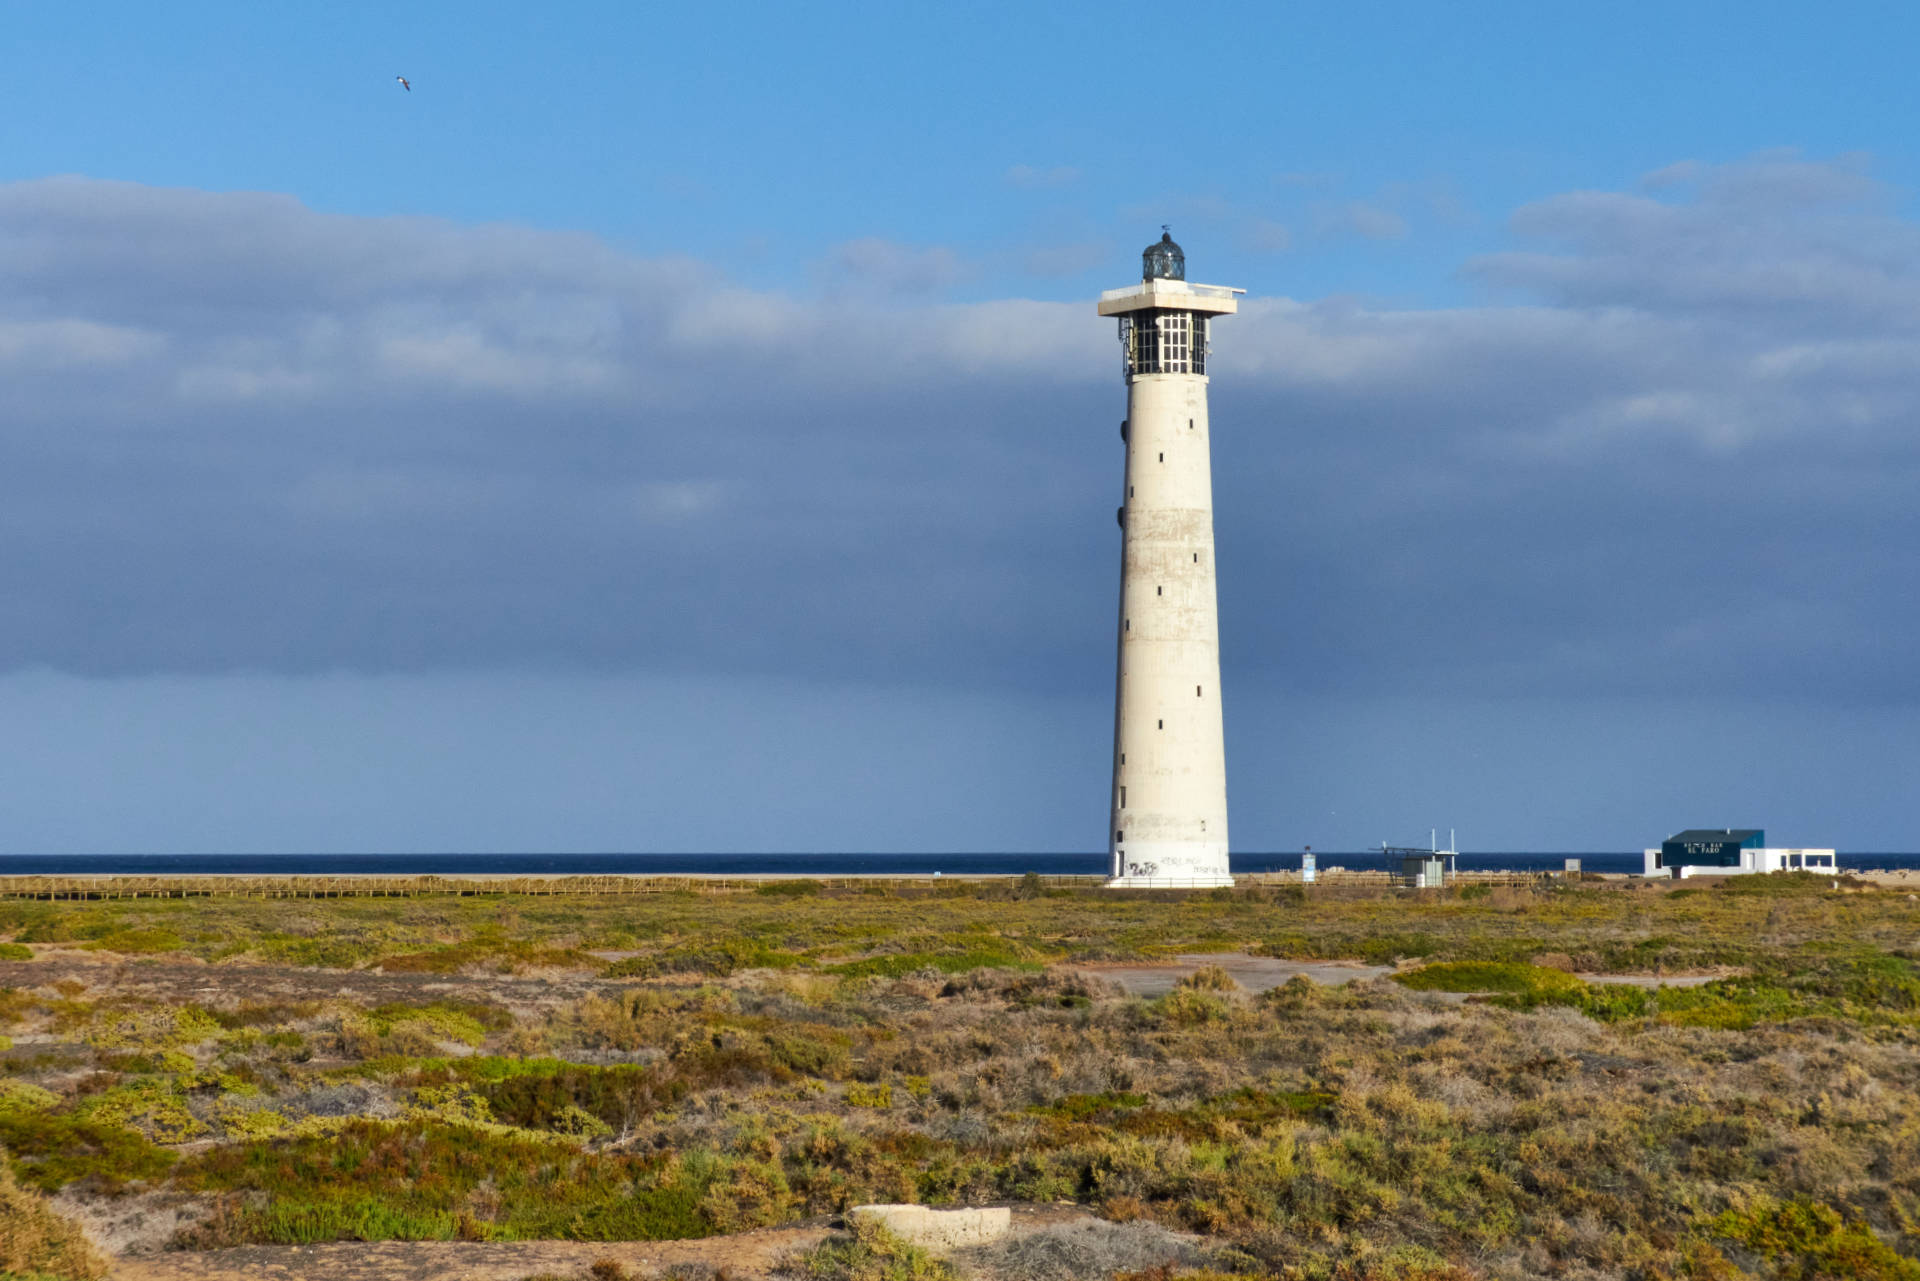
396, 76, 411, 92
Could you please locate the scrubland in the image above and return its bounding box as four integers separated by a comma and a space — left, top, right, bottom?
0, 874, 1915, 1281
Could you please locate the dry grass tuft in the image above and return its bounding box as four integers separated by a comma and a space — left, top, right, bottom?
957, 1220, 1217, 1281
0, 1146, 108, 1279
1177, 965, 1240, 992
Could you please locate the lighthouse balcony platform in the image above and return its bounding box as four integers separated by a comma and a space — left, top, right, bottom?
1098, 279, 1243, 316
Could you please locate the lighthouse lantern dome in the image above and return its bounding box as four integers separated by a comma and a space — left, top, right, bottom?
1142, 230, 1185, 281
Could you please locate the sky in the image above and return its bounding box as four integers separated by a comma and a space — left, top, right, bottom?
2, 1, 1918, 853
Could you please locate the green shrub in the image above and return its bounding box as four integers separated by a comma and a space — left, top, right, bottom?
0, 944, 32, 962
1036, 1092, 1150, 1120
755, 880, 823, 897
80, 928, 183, 955
603, 941, 804, 979
827, 947, 1040, 979
1155, 989, 1230, 1026
375, 941, 597, 974
246, 1196, 462, 1244
462, 1061, 681, 1134
1393, 962, 1583, 996
1710, 1197, 1920, 1280
177, 1119, 716, 1243
845, 1083, 892, 1109
1394, 962, 1658, 1021
0, 1107, 176, 1193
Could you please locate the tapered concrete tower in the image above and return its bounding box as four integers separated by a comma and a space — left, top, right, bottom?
1100, 233, 1242, 887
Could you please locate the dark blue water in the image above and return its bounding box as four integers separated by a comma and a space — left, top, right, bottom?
1, 851, 1916, 876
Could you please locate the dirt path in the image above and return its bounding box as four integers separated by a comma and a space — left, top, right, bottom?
1074, 952, 1393, 996
108, 1225, 829, 1280
107, 1206, 1095, 1281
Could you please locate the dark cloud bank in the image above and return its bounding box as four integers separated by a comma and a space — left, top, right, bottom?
2, 157, 1915, 850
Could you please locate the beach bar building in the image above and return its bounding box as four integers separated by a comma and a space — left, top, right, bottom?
1643, 828, 1837, 878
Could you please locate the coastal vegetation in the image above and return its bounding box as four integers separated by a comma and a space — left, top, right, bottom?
0, 874, 1916, 1279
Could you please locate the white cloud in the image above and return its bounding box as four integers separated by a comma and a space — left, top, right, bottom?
2, 162, 1917, 711
0, 318, 161, 367
827, 237, 972, 294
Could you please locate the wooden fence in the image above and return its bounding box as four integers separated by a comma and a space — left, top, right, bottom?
0, 868, 1564, 901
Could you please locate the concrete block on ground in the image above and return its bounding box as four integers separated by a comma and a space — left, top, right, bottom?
848, 1203, 1010, 1252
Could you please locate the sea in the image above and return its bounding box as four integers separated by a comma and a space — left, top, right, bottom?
1, 851, 1918, 876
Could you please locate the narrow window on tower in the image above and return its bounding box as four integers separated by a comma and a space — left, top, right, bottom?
1120, 753, 1125, 764
1193, 553, 1198, 562
1120, 787, 1127, 808
1116, 831, 1124, 843
1197, 685, 1202, 697
1189, 418, 1194, 429
1158, 719, 1164, 729
1156, 586, 1162, 596
1158, 452, 1163, 462
1128, 486, 1133, 498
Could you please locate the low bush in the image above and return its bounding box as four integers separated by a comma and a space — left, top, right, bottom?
6, 874, 1920, 1276
79, 927, 183, 955
756, 880, 823, 898
176, 1119, 714, 1242
1710, 1197, 1920, 1281
604, 941, 805, 979
827, 948, 1042, 980
460, 1061, 681, 1135
0, 1106, 177, 1192
1394, 962, 1661, 1021
1178, 966, 1239, 992
375, 941, 598, 974
1392, 962, 1581, 995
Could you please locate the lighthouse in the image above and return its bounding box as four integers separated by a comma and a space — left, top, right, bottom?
1100, 233, 1242, 888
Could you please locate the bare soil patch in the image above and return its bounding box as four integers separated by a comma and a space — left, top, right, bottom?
108, 1206, 1095, 1281
1074, 952, 1392, 995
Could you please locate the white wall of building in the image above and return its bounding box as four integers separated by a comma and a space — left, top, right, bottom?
1644, 847, 1838, 878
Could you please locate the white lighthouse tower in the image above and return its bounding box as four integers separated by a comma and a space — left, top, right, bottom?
1100, 232, 1242, 888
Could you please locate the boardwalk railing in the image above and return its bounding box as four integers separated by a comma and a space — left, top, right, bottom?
0, 868, 1566, 901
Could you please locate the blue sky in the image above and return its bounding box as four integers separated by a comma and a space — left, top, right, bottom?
15, 1, 1920, 303
1, 2, 1917, 853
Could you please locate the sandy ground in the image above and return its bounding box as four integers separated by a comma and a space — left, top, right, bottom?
1074, 953, 1393, 996
108, 1206, 1095, 1281
108, 1226, 831, 1281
